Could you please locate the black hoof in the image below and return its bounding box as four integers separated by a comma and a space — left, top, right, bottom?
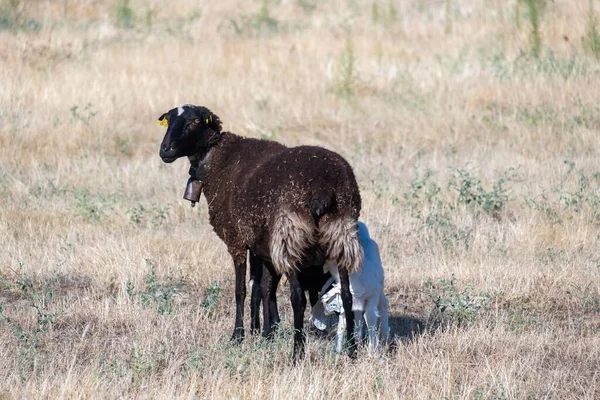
230, 328, 244, 344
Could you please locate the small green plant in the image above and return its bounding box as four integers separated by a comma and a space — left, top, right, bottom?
424, 274, 497, 326
566, 282, 600, 312
333, 37, 358, 98
201, 281, 223, 317
228, 2, 281, 38
127, 203, 170, 227
297, 0, 316, 12
556, 160, 600, 215
151, 204, 170, 227
1, 266, 60, 376
254, 0, 279, 33
74, 188, 102, 222
115, 0, 134, 29
444, 0, 452, 34
403, 168, 441, 210
583, 1, 600, 59
0, 0, 41, 33
474, 385, 508, 400
115, 133, 132, 156
449, 167, 515, 215
519, 0, 546, 58
70, 103, 97, 124
129, 336, 158, 385
422, 208, 472, 251
128, 204, 145, 226
371, 0, 397, 26
128, 260, 184, 315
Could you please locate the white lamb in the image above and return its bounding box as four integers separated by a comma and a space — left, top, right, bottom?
311, 221, 390, 351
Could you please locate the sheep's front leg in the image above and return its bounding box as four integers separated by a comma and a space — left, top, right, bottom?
287, 271, 307, 361
249, 252, 263, 335
338, 267, 357, 358
231, 258, 247, 342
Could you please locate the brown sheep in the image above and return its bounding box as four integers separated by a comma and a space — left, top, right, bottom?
158, 104, 363, 359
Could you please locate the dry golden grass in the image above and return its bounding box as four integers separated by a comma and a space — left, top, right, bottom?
1, 0, 600, 398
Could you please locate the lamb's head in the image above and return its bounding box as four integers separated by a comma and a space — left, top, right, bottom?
158, 105, 222, 163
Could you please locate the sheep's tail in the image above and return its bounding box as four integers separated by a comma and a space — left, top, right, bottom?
308, 187, 335, 218
270, 211, 316, 275
319, 216, 363, 274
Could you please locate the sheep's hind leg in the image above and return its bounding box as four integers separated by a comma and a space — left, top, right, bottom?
261, 261, 281, 339
231, 258, 247, 343
249, 252, 263, 335
338, 267, 357, 358
287, 271, 307, 362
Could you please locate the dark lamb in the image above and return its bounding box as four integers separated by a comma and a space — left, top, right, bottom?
158, 104, 363, 359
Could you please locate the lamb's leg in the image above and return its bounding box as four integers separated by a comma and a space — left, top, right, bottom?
338, 267, 356, 357
249, 252, 263, 335
231, 258, 247, 342
335, 310, 346, 353
379, 292, 391, 346
364, 299, 379, 351
287, 271, 307, 361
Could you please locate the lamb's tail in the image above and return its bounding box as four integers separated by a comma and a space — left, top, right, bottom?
319, 216, 363, 274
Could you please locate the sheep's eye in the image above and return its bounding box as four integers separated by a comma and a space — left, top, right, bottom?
193, 118, 201, 124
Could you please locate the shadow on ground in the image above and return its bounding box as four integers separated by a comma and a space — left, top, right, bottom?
389, 314, 426, 342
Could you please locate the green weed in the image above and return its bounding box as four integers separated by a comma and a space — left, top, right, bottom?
70, 103, 97, 124
201, 280, 224, 317
566, 282, 600, 312
115, 0, 134, 29
127, 203, 170, 227
519, 0, 546, 58
228, 0, 281, 37
422, 208, 473, 251
127, 260, 184, 315
403, 168, 441, 210
582, 0, 600, 59
474, 385, 508, 400
0, 0, 41, 33
297, 0, 316, 12
74, 188, 102, 222
424, 274, 498, 327
333, 37, 358, 98
0, 265, 60, 378
449, 167, 516, 215
556, 160, 600, 216
371, 0, 397, 26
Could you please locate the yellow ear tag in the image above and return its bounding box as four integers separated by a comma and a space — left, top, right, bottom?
205, 118, 210, 124
158, 118, 168, 127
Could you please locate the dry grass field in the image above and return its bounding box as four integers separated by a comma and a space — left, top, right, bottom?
1, 0, 600, 398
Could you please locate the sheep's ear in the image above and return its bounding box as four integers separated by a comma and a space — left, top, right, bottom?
157, 113, 168, 127
205, 112, 222, 132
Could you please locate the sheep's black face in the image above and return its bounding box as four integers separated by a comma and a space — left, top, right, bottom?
158, 105, 222, 163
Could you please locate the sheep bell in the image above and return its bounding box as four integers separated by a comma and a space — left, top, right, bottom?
183, 178, 202, 207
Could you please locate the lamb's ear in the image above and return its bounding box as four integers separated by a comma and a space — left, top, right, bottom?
157, 113, 168, 127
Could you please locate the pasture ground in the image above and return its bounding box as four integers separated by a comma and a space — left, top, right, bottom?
1, 0, 599, 398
